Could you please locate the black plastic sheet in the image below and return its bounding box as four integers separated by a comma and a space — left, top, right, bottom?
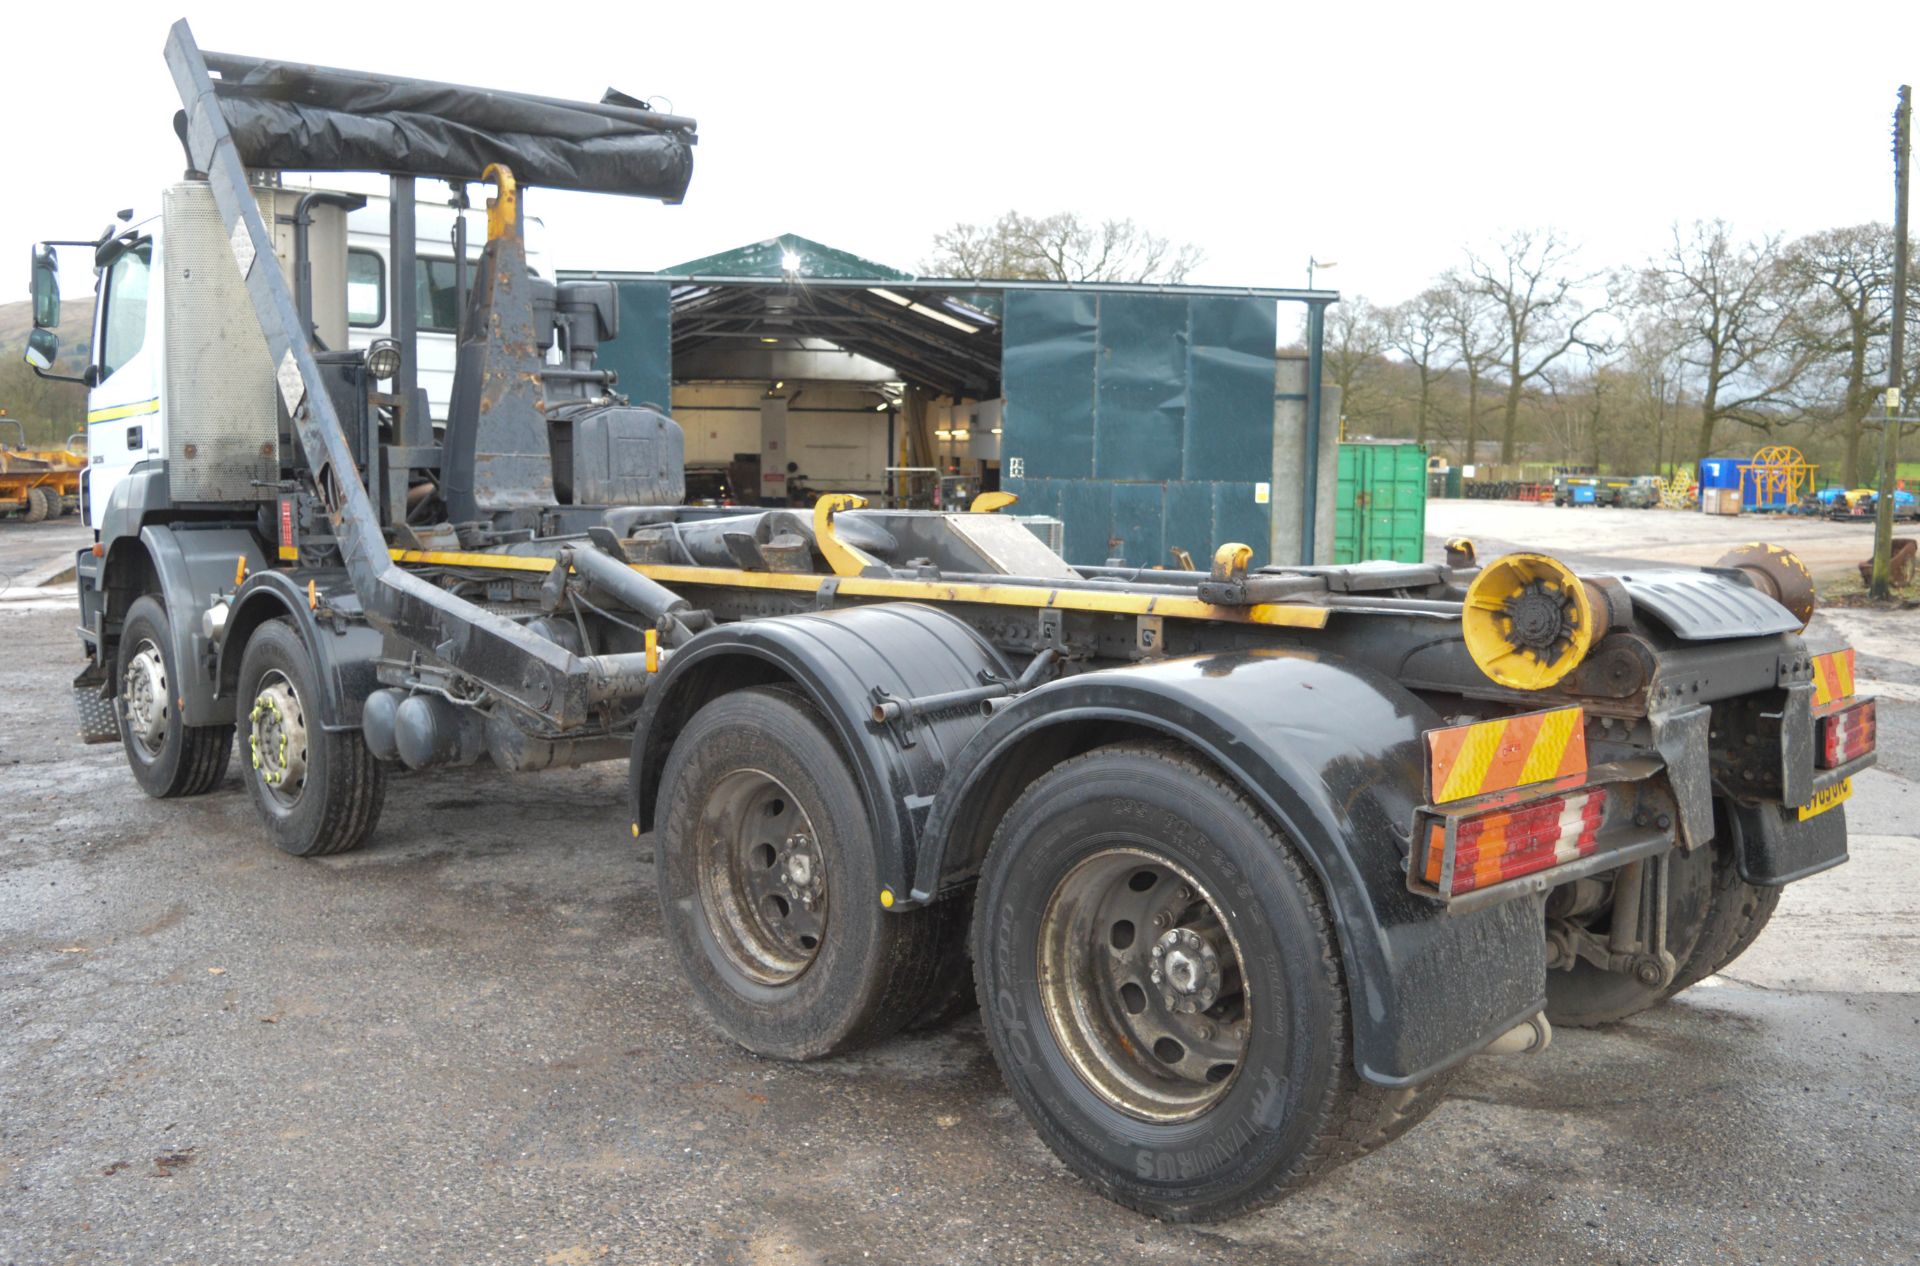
207, 62, 695, 201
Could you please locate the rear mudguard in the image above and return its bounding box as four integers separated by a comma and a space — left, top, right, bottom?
216, 570, 384, 731
629, 603, 1012, 901
913, 648, 1548, 1087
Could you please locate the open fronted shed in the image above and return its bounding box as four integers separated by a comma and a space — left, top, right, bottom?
564, 237, 1339, 566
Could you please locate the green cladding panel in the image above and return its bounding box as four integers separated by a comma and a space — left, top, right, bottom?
1002, 290, 1277, 568
1334, 441, 1428, 564
595, 280, 674, 411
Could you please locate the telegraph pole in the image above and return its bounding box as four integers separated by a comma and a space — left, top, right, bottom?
1870, 85, 1911, 599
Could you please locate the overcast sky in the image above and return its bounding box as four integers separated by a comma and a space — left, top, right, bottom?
4, 1, 1915, 317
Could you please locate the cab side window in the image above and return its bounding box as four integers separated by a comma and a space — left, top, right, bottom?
100, 241, 153, 379
416, 257, 462, 333
347, 248, 386, 327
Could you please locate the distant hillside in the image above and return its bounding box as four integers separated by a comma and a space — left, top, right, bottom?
0, 297, 92, 446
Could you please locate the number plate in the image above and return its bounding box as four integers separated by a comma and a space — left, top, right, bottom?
1798, 777, 1852, 821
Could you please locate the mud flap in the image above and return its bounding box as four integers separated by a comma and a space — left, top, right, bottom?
1731, 798, 1848, 886
1650, 704, 1714, 849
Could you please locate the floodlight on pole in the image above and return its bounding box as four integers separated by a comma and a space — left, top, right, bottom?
1308, 257, 1337, 289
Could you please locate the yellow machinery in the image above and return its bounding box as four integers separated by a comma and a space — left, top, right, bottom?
1742, 444, 1819, 510
0, 415, 85, 521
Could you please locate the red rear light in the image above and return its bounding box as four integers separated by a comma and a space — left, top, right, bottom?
1818, 698, 1875, 769
1424, 789, 1608, 896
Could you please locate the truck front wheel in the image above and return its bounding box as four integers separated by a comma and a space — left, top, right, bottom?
973, 743, 1446, 1222
116, 596, 232, 798
235, 618, 385, 857
654, 686, 950, 1059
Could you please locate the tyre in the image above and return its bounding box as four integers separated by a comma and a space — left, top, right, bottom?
235, 618, 385, 857
1544, 844, 1716, 1028
23, 485, 55, 523
1667, 805, 1782, 994
654, 686, 953, 1059
116, 596, 232, 798
903, 897, 979, 1030
973, 742, 1446, 1222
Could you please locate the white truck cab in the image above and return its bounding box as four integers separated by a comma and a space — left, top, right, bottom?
28, 181, 541, 529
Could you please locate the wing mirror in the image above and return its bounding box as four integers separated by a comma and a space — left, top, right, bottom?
24, 327, 59, 371
30, 244, 60, 330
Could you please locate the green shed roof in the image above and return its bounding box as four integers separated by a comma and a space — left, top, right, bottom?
662, 233, 913, 282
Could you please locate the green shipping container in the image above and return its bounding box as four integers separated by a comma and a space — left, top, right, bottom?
1334, 442, 1428, 564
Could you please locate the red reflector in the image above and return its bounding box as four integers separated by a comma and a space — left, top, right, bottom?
1818, 698, 1875, 769
1424, 789, 1608, 896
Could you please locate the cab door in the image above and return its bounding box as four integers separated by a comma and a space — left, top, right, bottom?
84, 233, 163, 526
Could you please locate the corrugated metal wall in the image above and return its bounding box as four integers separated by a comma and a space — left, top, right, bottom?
596, 281, 674, 412
999, 291, 1278, 567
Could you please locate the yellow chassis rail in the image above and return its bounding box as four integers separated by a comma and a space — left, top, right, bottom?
277, 545, 1332, 631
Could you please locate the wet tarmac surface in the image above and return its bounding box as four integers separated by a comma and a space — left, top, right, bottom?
2, 582, 1917, 1263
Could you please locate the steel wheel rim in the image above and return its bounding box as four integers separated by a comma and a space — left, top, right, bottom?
1036, 848, 1251, 1122
122, 638, 170, 760
695, 768, 828, 985
248, 669, 309, 809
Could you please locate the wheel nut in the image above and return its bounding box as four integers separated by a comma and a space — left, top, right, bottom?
1152, 912, 1172, 929
1196, 1023, 1214, 1040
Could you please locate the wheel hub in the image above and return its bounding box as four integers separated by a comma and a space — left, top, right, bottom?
1035, 849, 1251, 1123
1151, 927, 1222, 1013
780, 832, 823, 909
696, 769, 829, 986
122, 642, 169, 755
249, 676, 308, 802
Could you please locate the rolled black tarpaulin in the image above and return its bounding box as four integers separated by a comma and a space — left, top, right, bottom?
205, 56, 695, 202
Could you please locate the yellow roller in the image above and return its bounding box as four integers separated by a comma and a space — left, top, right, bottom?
1463, 553, 1595, 690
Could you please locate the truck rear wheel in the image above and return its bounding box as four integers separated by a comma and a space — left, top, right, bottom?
116, 596, 232, 798
235, 618, 385, 857
24, 486, 56, 523
1544, 843, 1716, 1027
973, 743, 1446, 1222
1667, 804, 1783, 994
654, 686, 950, 1059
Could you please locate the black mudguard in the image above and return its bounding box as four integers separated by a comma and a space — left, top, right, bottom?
216, 571, 384, 731
629, 603, 1011, 900
914, 648, 1548, 1087
128, 524, 270, 726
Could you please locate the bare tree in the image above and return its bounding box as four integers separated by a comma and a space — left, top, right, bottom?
1783, 224, 1897, 485
1383, 287, 1450, 448
1637, 220, 1815, 464
1322, 297, 1389, 429
1469, 229, 1607, 464
1435, 271, 1503, 467
924, 211, 1203, 283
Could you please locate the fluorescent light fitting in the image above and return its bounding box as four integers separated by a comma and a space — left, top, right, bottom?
991, 427, 1003, 435
951, 428, 971, 440
907, 301, 980, 334
760, 337, 779, 344
935, 429, 953, 439
868, 288, 911, 306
